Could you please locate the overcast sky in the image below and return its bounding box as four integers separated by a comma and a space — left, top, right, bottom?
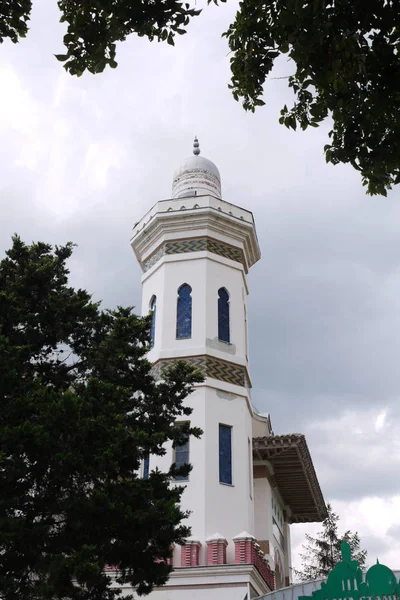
2, 0, 400, 574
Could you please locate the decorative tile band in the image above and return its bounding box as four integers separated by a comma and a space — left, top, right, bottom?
143, 236, 246, 273
151, 355, 250, 388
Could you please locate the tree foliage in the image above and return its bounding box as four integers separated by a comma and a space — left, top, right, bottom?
0, 1, 207, 76
224, 0, 400, 196
295, 503, 367, 581
54, 0, 204, 76
0, 235, 203, 600
1, 0, 400, 194
0, 0, 31, 43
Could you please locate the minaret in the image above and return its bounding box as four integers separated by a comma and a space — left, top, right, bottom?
131, 138, 261, 566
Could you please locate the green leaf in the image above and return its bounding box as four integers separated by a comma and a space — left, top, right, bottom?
288, 115, 297, 130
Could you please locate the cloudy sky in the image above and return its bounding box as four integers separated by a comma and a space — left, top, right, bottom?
2, 0, 400, 575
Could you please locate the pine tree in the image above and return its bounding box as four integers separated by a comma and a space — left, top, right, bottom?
295, 504, 367, 581
0, 235, 203, 600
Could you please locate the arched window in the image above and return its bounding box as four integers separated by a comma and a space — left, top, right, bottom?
150, 295, 156, 348
176, 284, 192, 339
218, 287, 230, 343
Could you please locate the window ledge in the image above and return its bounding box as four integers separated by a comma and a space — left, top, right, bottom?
219, 482, 234, 487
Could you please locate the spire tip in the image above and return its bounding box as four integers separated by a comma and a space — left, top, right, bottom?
193, 136, 200, 156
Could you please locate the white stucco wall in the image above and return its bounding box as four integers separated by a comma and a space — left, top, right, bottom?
121, 586, 248, 600
254, 476, 273, 545
120, 585, 249, 600
136, 207, 257, 565
142, 252, 248, 366
113, 564, 268, 600
203, 386, 254, 562
283, 522, 292, 583
253, 470, 293, 586
141, 382, 255, 566
128, 192, 274, 600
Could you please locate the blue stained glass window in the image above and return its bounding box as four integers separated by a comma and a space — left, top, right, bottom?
219, 424, 232, 485
176, 284, 192, 339
150, 296, 156, 348
174, 435, 189, 481
143, 455, 150, 480
218, 288, 230, 343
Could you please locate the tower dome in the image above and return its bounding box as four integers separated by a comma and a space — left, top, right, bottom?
172, 137, 221, 199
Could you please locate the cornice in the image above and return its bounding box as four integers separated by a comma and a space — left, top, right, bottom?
166, 563, 271, 594
252, 435, 327, 523
131, 202, 260, 272
110, 563, 270, 595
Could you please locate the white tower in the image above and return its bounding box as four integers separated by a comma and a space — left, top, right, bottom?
131, 137, 259, 550
128, 139, 326, 600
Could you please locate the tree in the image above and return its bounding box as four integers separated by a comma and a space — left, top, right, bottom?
0, 0, 206, 75
224, 0, 400, 196
2, 1, 400, 195
295, 503, 367, 581
0, 235, 203, 600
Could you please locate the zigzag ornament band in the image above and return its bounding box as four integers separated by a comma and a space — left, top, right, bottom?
143, 236, 246, 273
151, 355, 250, 388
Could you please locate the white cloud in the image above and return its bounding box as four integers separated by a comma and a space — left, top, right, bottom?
291, 496, 400, 573
375, 409, 387, 432
0, 66, 39, 135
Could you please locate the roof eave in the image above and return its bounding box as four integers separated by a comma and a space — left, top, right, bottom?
253, 434, 327, 524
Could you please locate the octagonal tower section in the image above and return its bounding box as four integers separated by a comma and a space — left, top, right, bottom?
131, 148, 261, 567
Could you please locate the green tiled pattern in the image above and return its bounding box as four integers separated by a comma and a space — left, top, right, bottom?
143, 237, 245, 272
151, 355, 249, 388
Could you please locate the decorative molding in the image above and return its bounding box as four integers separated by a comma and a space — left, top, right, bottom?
172, 168, 221, 198
151, 355, 250, 388
161, 562, 273, 595
143, 246, 165, 272
233, 535, 275, 591
143, 236, 245, 273
206, 337, 236, 355
206, 534, 228, 566
252, 435, 327, 523
130, 198, 261, 275
181, 540, 201, 567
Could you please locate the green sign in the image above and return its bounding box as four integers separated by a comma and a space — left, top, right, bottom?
299, 542, 399, 600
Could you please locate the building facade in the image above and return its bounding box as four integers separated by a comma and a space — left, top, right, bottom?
119, 140, 327, 599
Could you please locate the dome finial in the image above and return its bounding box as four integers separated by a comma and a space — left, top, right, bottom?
172, 139, 221, 199
193, 136, 200, 156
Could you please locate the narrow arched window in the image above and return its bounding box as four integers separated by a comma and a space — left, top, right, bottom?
176, 284, 192, 339
218, 287, 230, 343
150, 296, 156, 348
